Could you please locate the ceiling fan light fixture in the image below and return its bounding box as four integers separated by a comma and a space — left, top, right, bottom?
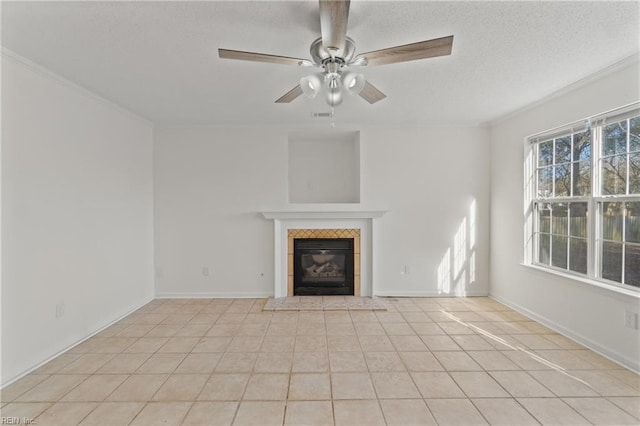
341, 71, 365, 95
327, 74, 340, 90
300, 73, 323, 98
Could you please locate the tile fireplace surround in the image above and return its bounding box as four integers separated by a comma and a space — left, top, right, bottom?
287, 228, 361, 297
260, 210, 388, 298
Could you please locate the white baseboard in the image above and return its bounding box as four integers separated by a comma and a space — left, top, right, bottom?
155, 292, 272, 299
490, 293, 640, 373
374, 290, 489, 298
1, 296, 154, 388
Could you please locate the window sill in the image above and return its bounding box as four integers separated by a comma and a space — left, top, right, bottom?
520, 263, 640, 298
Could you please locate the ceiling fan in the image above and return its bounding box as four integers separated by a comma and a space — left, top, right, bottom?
218, 0, 453, 107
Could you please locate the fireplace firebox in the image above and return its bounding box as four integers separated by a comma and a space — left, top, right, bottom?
293, 238, 354, 296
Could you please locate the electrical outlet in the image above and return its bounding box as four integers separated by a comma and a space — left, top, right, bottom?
202, 266, 210, 277
624, 310, 638, 329
55, 302, 65, 319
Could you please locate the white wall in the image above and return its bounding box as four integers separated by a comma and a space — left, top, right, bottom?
153, 125, 490, 298
1, 53, 155, 385
153, 126, 286, 297
489, 59, 640, 371
362, 127, 490, 297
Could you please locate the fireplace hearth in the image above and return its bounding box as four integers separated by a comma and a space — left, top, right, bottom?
294, 238, 354, 296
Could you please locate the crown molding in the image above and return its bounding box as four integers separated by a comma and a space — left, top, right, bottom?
1, 47, 153, 127
487, 53, 640, 127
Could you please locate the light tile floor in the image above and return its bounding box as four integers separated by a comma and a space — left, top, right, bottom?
1, 297, 639, 425
263, 296, 387, 311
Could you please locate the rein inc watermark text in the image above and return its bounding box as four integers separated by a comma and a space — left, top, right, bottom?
1, 418, 34, 425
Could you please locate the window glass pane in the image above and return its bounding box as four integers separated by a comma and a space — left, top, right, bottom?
538, 233, 550, 265
572, 160, 591, 196
602, 241, 623, 282
555, 136, 571, 163
554, 164, 571, 196
569, 238, 587, 274
624, 244, 640, 287
630, 153, 639, 195
539, 205, 550, 233
630, 116, 639, 152
552, 203, 568, 235
626, 202, 640, 243
573, 130, 591, 162
603, 120, 628, 156
552, 235, 568, 269
569, 202, 588, 238
601, 155, 627, 195
537, 167, 553, 197
602, 202, 623, 241
538, 141, 553, 166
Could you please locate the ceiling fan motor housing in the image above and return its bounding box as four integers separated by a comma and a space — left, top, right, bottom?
310, 37, 356, 65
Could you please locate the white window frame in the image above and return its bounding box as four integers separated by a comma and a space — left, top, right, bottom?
524, 102, 640, 296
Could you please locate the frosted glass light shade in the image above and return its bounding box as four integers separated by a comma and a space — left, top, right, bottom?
300, 73, 323, 98
341, 71, 365, 95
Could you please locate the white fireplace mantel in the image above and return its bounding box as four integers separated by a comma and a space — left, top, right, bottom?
260, 209, 389, 298
260, 210, 388, 220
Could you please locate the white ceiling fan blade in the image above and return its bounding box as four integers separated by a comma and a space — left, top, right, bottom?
319, 0, 350, 55
275, 85, 304, 103
219, 49, 312, 66
359, 81, 386, 104
355, 35, 454, 66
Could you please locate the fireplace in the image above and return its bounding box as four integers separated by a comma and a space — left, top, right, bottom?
294, 238, 354, 295
286, 228, 361, 296
260, 210, 388, 298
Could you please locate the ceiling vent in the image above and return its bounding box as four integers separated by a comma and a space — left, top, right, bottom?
311, 111, 334, 118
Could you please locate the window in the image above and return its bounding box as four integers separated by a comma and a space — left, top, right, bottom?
527, 103, 640, 292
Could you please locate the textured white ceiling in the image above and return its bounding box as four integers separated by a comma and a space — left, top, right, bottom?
2, 1, 639, 126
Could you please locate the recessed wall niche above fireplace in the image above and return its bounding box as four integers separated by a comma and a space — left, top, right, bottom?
288, 130, 360, 204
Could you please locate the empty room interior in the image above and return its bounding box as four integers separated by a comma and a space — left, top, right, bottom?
2, 1, 640, 425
